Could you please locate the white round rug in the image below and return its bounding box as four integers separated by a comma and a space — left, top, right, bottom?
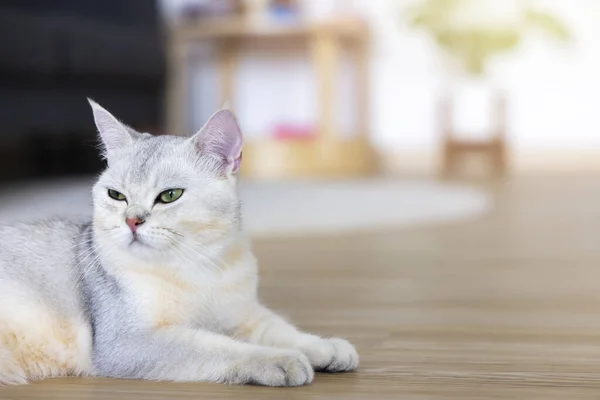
0, 178, 491, 237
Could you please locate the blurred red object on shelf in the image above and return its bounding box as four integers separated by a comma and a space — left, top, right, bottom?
273, 124, 315, 140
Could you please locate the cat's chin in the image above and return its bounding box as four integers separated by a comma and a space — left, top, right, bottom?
128, 238, 149, 249
113, 234, 153, 253
123, 232, 163, 249
127, 237, 164, 251
123, 242, 164, 261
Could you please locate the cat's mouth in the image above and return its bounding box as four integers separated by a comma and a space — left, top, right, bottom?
129, 234, 146, 247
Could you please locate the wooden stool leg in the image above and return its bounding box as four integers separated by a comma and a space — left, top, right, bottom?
440, 95, 454, 178
311, 32, 339, 141
439, 92, 509, 178
353, 37, 369, 140
492, 139, 507, 177
218, 39, 238, 108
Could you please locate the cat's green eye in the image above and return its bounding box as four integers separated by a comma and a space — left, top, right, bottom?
157, 189, 184, 204
108, 189, 126, 202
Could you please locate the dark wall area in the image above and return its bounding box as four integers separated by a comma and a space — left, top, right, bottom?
0, 0, 166, 181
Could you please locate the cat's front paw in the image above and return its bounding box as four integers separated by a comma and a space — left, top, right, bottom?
239, 349, 313, 387
298, 337, 359, 372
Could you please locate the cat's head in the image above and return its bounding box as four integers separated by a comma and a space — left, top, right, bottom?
88, 99, 243, 262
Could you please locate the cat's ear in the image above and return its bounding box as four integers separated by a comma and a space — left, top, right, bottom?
87, 98, 134, 157
191, 109, 243, 175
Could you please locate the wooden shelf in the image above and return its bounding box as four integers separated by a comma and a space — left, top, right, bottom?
173, 17, 368, 41
166, 17, 374, 179
241, 137, 374, 179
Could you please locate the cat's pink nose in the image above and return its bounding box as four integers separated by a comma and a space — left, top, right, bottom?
125, 217, 145, 233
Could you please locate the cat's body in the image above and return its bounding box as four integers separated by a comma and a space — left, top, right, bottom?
0, 101, 358, 386
0, 220, 93, 384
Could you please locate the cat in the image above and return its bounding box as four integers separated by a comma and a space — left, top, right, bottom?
0, 100, 358, 386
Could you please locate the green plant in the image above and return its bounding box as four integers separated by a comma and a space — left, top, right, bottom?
408, 0, 570, 75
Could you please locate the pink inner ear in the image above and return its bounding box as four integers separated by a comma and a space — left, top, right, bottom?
196, 109, 244, 174
232, 151, 242, 174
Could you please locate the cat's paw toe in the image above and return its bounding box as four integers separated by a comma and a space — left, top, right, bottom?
299, 337, 359, 372
244, 350, 313, 387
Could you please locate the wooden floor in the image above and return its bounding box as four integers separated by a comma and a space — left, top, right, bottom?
2, 176, 600, 399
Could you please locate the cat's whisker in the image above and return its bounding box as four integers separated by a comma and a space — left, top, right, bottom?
69, 245, 102, 290
148, 230, 190, 259
64, 231, 94, 241
70, 230, 123, 291
100, 227, 120, 233
65, 226, 119, 243
64, 244, 97, 275
168, 244, 221, 283
78, 251, 104, 288
184, 240, 227, 267
175, 240, 224, 273
66, 236, 96, 251
160, 228, 184, 238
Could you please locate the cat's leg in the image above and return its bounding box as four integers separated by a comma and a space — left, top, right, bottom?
93, 326, 313, 386
232, 304, 359, 372
0, 285, 93, 385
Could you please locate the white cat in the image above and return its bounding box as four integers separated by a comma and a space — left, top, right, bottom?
0, 100, 358, 386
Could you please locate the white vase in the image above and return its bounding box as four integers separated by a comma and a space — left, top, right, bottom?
448, 76, 501, 142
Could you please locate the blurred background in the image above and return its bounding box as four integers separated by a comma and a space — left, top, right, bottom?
2, 3, 600, 397
0, 0, 596, 230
